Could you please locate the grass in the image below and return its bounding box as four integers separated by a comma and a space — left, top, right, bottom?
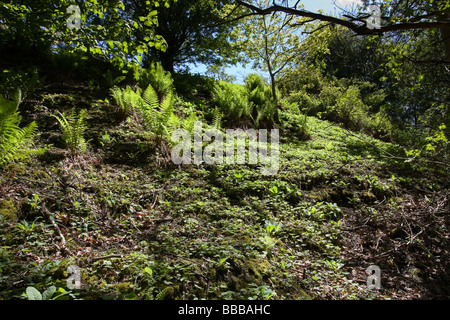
0, 81, 449, 300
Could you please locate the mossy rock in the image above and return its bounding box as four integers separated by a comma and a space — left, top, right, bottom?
0, 200, 18, 222
247, 258, 271, 280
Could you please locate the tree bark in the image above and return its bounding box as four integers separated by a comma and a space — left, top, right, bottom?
440, 12, 450, 61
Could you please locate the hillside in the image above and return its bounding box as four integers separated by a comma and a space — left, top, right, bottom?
1, 76, 448, 300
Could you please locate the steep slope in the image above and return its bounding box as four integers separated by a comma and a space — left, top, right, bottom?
0, 82, 448, 300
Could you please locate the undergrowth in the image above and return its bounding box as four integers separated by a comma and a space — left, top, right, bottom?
0, 74, 448, 301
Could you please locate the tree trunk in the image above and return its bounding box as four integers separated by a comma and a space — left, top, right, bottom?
160, 54, 175, 73
441, 13, 450, 61
268, 70, 280, 124
434, 1, 450, 60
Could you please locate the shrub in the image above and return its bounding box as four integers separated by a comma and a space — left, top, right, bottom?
172, 72, 215, 99
287, 91, 319, 114
330, 85, 369, 131
279, 101, 311, 141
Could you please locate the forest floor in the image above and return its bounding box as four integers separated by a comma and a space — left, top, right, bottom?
0, 81, 449, 300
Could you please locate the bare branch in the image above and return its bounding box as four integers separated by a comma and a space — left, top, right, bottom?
233, 0, 450, 35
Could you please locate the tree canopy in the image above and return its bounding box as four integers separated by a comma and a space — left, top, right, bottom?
141, 0, 239, 72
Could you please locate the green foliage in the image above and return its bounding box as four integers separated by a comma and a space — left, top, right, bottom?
285, 91, 318, 114
213, 81, 251, 123
234, 0, 304, 101
212, 107, 223, 130
0, 68, 42, 100
0, 0, 172, 71
281, 64, 392, 139
406, 123, 450, 165
26, 286, 43, 300
172, 72, 216, 99
136, 62, 174, 102
25, 285, 75, 300
279, 102, 311, 141
110, 86, 142, 120
111, 79, 191, 149
245, 74, 278, 127
320, 84, 370, 131
144, 0, 239, 72
140, 84, 177, 138
213, 74, 277, 127
54, 109, 88, 154
0, 89, 41, 166
182, 109, 199, 135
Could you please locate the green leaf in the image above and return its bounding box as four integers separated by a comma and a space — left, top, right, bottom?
42, 286, 56, 300
144, 267, 153, 276
26, 287, 42, 300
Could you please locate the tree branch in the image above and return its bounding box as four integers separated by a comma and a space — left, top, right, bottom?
234, 0, 450, 35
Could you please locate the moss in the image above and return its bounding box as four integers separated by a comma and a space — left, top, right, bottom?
362, 190, 377, 202
29, 168, 51, 181
4, 163, 27, 175
308, 190, 329, 202
162, 285, 179, 299
247, 258, 271, 280
229, 275, 244, 291
113, 282, 134, 293
0, 200, 18, 222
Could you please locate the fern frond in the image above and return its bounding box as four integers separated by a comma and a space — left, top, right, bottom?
137, 62, 174, 102
0, 120, 39, 166
158, 93, 174, 123
183, 110, 198, 134
142, 85, 159, 109
0, 89, 41, 166
137, 85, 158, 130
212, 107, 222, 129
165, 113, 182, 147
110, 86, 142, 118
54, 109, 88, 154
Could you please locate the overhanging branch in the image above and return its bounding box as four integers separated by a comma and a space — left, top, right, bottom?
234, 0, 450, 35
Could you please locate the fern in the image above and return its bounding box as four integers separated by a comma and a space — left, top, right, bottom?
112, 82, 183, 154
0, 89, 41, 166
137, 62, 174, 102
213, 82, 251, 121
245, 74, 277, 126
54, 109, 88, 154
156, 94, 175, 131
138, 84, 180, 141
212, 107, 222, 129
140, 84, 161, 132
110, 86, 142, 120
166, 113, 183, 147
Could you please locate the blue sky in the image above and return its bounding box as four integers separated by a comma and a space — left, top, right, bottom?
189, 0, 363, 83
